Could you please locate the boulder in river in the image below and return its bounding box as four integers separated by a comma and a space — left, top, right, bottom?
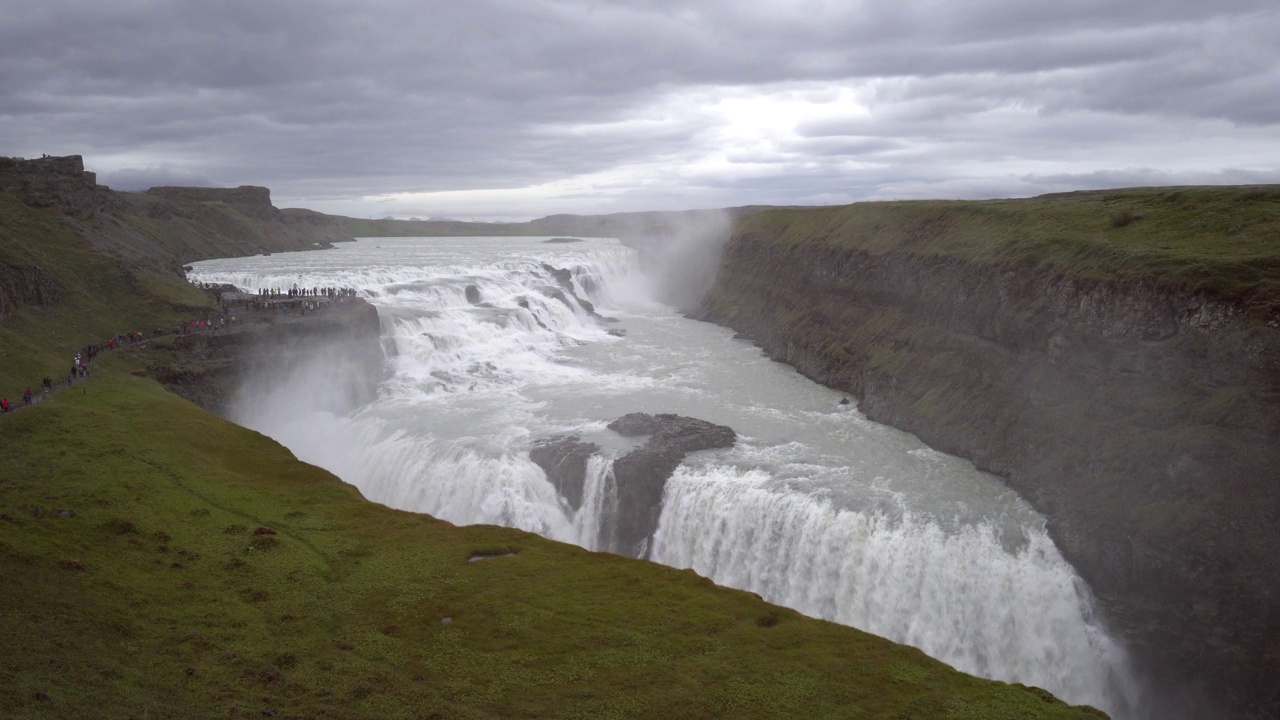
605, 413, 735, 558
529, 435, 600, 512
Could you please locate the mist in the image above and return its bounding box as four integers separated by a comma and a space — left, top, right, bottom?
618, 210, 733, 311
226, 317, 386, 433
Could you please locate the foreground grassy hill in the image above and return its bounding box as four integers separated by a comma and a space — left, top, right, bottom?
0, 171, 1107, 716
0, 374, 1102, 719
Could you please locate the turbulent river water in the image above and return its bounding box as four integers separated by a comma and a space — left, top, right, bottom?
191, 235, 1142, 716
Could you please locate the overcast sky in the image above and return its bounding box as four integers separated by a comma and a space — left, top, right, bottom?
3, 1, 1278, 220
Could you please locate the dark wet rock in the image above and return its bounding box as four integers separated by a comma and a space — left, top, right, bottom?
606, 413, 662, 436
607, 329, 626, 337
540, 286, 574, 310
517, 297, 530, 309
541, 263, 574, 289
604, 413, 736, 558
464, 285, 481, 305
537, 265, 615, 324
839, 397, 851, 405
530, 435, 600, 512
545, 237, 582, 244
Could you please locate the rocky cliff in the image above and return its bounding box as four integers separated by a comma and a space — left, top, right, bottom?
696, 190, 1280, 719
152, 300, 384, 418
0, 155, 364, 279
0, 155, 105, 219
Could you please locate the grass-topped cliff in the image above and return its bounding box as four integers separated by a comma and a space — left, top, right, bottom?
738, 185, 1280, 305
699, 185, 1280, 719
0, 160, 1108, 717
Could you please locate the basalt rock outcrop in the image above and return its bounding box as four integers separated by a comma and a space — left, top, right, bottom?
146, 185, 274, 211
153, 298, 384, 417
0, 155, 363, 273
0, 264, 62, 319
0, 155, 106, 220
696, 199, 1280, 719
603, 413, 736, 558
529, 414, 736, 558
540, 263, 614, 323
529, 435, 600, 512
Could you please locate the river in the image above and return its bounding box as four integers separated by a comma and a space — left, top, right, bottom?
190, 234, 1142, 717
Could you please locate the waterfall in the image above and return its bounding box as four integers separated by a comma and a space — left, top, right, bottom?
190, 236, 1142, 717
651, 464, 1138, 712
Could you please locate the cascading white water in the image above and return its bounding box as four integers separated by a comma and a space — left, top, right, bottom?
190, 235, 1142, 717
650, 464, 1129, 707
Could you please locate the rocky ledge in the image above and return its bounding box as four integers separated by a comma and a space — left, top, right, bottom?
152, 298, 384, 417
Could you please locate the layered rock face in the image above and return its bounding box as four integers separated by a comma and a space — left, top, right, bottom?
0, 155, 104, 219
697, 229, 1280, 718
0, 265, 62, 319
153, 300, 384, 417
146, 185, 274, 208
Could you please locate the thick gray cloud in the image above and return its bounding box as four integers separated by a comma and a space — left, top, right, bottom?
2, 0, 1276, 219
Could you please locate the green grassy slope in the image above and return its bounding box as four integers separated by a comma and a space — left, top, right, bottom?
0, 193, 1106, 717
0, 193, 212, 392
0, 375, 1103, 719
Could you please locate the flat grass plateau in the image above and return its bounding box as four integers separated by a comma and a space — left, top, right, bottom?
744, 185, 1280, 306
0, 190, 1105, 717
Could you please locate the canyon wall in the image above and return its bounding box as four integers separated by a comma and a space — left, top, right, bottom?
695, 196, 1280, 719
152, 299, 384, 418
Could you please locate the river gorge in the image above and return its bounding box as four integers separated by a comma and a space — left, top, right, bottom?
190, 235, 1144, 718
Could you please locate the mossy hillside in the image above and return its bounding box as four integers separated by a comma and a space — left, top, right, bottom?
0, 373, 1104, 719
0, 193, 212, 392
744, 185, 1280, 304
